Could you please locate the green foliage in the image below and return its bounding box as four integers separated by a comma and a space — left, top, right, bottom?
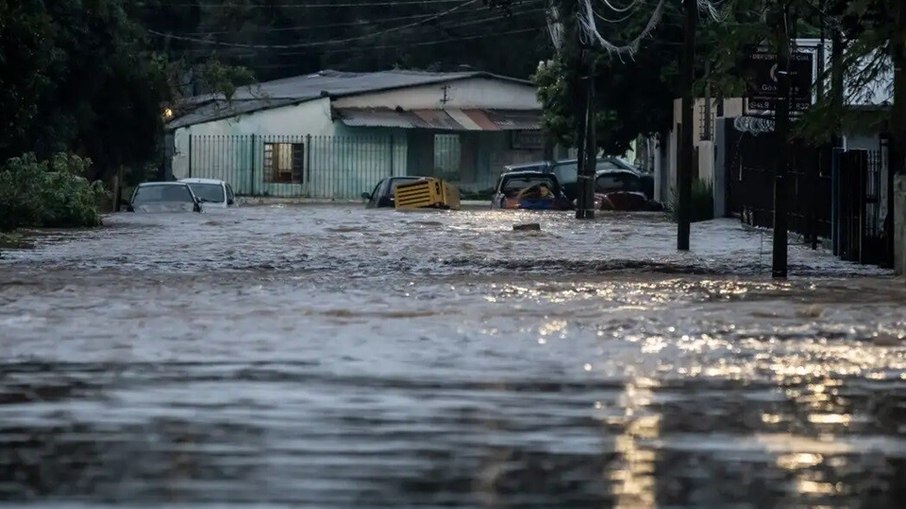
198, 59, 256, 100
668, 179, 714, 223
0, 153, 107, 232
0, 0, 168, 181
530, 1, 681, 156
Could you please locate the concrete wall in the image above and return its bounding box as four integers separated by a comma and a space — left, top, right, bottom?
171, 98, 335, 180
655, 97, 744, 208
333, 77, 540, 110
171, 98, 413, 198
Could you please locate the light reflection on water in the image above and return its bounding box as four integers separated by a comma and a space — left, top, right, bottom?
0, 205, 905, 507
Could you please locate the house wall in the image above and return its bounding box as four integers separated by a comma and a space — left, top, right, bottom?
170, 77, 543, 197
171, 98, 411, 198
654, 97, 744, 205
333, 78, 540, 110
171, 98, 334, 181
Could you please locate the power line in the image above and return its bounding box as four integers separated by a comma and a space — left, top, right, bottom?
148, 0, 480, 48
174, 13, 544, 56
175, 1, 540, 36
244, 26, 542, 64
138, 0, 476, 8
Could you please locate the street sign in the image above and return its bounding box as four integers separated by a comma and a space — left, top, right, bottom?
743, 51, 814, 115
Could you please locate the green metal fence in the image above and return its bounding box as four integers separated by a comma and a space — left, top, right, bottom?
185, 134, 405, 199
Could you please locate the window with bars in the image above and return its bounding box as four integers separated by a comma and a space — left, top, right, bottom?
263, 142, 305, 183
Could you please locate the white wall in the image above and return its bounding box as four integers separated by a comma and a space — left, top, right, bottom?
333, 78, 540, 110
171, 98, 334, 179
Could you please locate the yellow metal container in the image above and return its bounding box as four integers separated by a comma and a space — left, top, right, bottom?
393, 178, 461, 210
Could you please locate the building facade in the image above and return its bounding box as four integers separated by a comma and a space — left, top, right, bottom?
167, 70, 545, 198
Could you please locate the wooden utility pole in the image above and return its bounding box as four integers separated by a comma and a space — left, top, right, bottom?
677, 0, 697, 250
772, 2, 792, 278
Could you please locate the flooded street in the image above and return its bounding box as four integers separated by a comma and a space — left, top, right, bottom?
1, 205, 905, 508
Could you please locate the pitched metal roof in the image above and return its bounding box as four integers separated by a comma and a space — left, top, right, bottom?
335, 108, 540, 131
167, 69, 533, 130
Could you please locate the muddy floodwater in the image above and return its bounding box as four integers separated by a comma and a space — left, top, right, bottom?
1, 205, 905, 508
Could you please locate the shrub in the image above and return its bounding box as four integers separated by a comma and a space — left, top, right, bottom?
0, 153, 107, 232
667, 178, 714, 223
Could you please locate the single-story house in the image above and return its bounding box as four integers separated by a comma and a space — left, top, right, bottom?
165, 69, 546, 198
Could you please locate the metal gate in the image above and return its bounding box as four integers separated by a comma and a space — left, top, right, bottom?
723, 122, 830, 241
833, 149, 887, 264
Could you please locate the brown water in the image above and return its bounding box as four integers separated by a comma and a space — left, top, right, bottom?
1, 206, 905, 508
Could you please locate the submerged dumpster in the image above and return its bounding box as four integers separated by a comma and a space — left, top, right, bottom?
393, 178, 461, 210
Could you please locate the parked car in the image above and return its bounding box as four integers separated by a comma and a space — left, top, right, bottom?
491, 171, 571, 210
502, 161, 552, 173
180, 178, 236, 208
362, 176, 427, 208
549, 158, 654, 202
126, 182, 202, 213
592, 169, 663, 211
503, 157, 654, 202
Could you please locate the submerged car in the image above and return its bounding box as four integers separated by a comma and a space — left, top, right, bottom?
126, 182, 202, 213
592, 169, 663, 211
362, 176, 427, 208
181, 178, 236, 208
491, 171, 571, 210
504, 157, 654, 202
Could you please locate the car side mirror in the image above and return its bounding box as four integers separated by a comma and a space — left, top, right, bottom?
361, 192, 371, 200
227, 198, 235, 205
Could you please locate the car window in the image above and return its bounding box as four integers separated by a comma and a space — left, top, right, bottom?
501, 176, 557, 196
595, 161, 623, 171
187, 183, 225, 203
133, 185, 194, 205
226, 184, 235, 202
551, 160, 626, 185
388, 178, 421, 198
551, 163, 578, 185
595, 173, 643, 193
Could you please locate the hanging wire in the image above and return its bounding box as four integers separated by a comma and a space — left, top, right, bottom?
697, 0, 729, 23
593, 8, 637, 24
578, 0, 666, 60
599, 0, 641, 14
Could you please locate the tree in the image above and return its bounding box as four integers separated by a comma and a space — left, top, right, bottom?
524, 0, 684, 156
0, 0, 169, 181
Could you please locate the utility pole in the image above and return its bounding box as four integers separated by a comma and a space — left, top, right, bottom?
677, 0, 697, 250
575, 23, 596, 220
772, 2, 792, 278
574, 42, 589, 218
578, 54, 597, 220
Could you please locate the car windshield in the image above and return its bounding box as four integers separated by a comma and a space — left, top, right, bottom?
501, 175, 557, 197
187, 183, 224, 203
595, 172, 644, 193
132, 185, 194, 205
552, 160, 626, 185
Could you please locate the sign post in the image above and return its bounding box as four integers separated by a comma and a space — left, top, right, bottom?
743, 51, 814, 116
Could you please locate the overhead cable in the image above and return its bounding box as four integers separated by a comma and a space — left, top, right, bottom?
147, 0, 480, 49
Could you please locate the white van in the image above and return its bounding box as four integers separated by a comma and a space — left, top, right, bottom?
180, 178, 236, 208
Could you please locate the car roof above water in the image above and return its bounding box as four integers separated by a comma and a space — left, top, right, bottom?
138, 181, 193, 187
180, 178, 226, 185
